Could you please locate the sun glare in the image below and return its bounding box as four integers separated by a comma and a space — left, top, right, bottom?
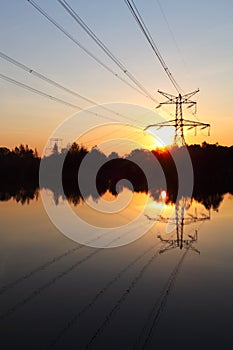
146, 127, 174, 151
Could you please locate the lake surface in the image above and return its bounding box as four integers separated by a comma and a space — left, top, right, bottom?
0, 189, 233, 349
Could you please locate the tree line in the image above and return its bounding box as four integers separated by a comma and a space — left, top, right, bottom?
0, 142, 233, 209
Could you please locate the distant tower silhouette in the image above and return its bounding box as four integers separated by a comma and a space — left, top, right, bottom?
45, 138, 63, 156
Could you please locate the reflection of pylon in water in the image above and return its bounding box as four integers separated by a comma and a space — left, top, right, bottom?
146, 197, 210, 254
158, 230, 199, 254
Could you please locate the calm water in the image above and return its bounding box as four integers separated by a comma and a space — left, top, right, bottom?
0, 190, 233, 349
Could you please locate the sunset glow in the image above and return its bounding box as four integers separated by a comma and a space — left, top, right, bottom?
0, 1, 233, 348
0, 1, 232, 153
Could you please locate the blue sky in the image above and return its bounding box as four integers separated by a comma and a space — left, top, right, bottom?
1, 0, 233, 152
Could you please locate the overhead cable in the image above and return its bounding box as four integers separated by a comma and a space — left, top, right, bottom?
57, 0, 159, 103
0, 72, 121, 123
124, 0, 182, 93
27, 0, 158, 104
0, 72, 79, 109
0, 51, 143, 126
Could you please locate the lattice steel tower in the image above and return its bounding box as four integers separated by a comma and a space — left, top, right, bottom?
145, 89, 210, 146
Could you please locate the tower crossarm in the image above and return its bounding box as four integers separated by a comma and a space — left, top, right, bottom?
145, 210, 210, 225
182, 89, 200, 101
145, 88, 210, 145
156, 89, 200, 107
144, 119, 210, 133
157, 90, 177, 101
183, 119, 210, 127
159, 244, 178, 254
144, 120, 176, 130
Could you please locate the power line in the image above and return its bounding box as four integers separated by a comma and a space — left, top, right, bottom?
124, 0, 204, 128
26, 0, 173, 120
84, 130, 151, 155
156, 0, 188, 73
0, 51, 144, 126
124, 0, 211, 144
0, 72, 126, 124
56, 0, 159, 104
154, 2, 207, 128
27, 0, 158, 104
124, 0, 182, 93
0, 72, 79, 109
0, 51, 104, 106
155, 0, 205, 126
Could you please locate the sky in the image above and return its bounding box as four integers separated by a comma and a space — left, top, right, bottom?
1, 0, 233, 155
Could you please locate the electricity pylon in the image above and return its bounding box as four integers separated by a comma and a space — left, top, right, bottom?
45, 138, 63, 156
146, 197, 210, 254
145, 89, 210, 146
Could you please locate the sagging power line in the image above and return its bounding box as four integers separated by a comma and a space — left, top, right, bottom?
156, 0, 188, 75
24, 0, 211, 146
0, 51, 144, 127
124, 0, 211, 145
27, 0, 159, 104
0, 72, 79, 109
0, 72, 130, 125
124, 0, 182, 93
57, 0, 159, 103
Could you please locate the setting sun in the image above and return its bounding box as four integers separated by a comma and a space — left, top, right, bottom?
0, 1, 233, 348
145, 127, 173, 151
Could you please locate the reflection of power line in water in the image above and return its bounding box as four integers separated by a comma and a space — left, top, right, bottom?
84, 235, 173, 349
133, 248, 189, 350
133, 201, 209, 347
46, 239, 159, 349
0, 244, 81, 296
0, 221, 148, 322
0, 231, 105, 297
0, 248, 99, 322
0, 209, 147, 297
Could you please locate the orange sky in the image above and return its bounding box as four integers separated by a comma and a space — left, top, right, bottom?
1, 0, 232, 155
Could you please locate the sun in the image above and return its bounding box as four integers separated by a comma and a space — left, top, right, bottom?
153, 140, 168, 151
145, 133, 167, 151
146, 127, 174, 150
